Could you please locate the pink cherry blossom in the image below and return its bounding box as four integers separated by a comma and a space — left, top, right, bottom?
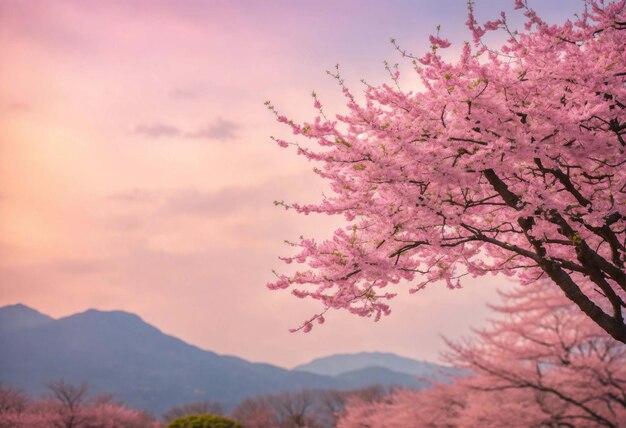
338, 281, 626, 427
268, 0, 626, 342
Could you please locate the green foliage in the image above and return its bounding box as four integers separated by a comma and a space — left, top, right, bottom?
166, 413, 243, 428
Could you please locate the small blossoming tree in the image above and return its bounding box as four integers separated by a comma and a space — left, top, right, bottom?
268, 0, 626, 342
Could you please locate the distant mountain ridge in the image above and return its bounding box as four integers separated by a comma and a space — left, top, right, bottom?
0, 303, 53, 334
0, 304, 455, 414
294, 351, 460, 383
334, 366, 429, 389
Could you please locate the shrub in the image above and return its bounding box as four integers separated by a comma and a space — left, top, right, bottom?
167, 413, 243, 428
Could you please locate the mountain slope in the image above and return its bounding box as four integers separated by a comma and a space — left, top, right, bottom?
335, 366, 428, 389
294, 351, 458, 381
0, 306, 340, 413
0, 305, 453, 415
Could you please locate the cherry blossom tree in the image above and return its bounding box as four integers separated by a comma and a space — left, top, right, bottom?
445, 281, 626, 427
0, 386, 28, 417
0, 384, 159, 428
267, 0, 626, 341
83, 401, 158, 428
337, 281, 626, 427
337, 384, 463, 428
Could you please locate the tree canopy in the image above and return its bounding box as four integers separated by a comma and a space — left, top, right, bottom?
268, 0, 626, 342
338, 281, 626, 427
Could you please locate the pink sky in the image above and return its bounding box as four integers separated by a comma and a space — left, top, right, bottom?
0, 0, 581, 367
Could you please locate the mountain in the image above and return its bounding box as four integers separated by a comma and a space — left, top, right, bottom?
335, 366, 428, 389
0, 303, 53, 334
294, 351, 459, 382
0, 306, 340, 414
0, 305, 454, 415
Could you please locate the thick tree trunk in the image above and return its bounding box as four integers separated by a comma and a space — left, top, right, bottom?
542, 260, 626, 344
483, 168, 626, 344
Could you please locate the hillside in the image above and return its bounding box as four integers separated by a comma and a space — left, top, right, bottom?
0, 305, 337, 413
0, 305, 454, 414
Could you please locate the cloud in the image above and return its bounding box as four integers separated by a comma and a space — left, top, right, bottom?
186, 117, 240, 141
169, 87, 203, 101
106, 173, 321, 225
0, 2, 97, 55
164, 186, 268, 217
161, 173, 317, 218
3, 101, 30, 112
107, 184, 268, 216
9, 102, 30, 111
108, 189, 156, 203
0, 98, 31, 114
134, 122, 181, 138
133, 118, 240, 141
53, 258, 111, 275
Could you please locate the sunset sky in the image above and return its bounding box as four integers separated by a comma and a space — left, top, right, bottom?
0, 0, 581, 367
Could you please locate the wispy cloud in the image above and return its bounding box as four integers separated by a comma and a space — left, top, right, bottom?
169, 87, 203, 101
0, 99, 31, 113
186, 117, 240, 141
164, 186, 268, 217
108, 189, 157, 203
134, 122, 181, 139
133, 118, 240, 141
106, 173, 318, 224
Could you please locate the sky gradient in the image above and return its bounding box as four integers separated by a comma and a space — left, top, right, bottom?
0, 0, 582, 367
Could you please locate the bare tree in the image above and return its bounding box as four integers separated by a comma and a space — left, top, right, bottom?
265, 390, 317, 428
317, 385, 390, 427
46, 380, 89, 428
0, 386, 28, 416
90, 393, 118, 406
232, 386, 393, 428
232, 390, 317, 428
232, 397, 276, 428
